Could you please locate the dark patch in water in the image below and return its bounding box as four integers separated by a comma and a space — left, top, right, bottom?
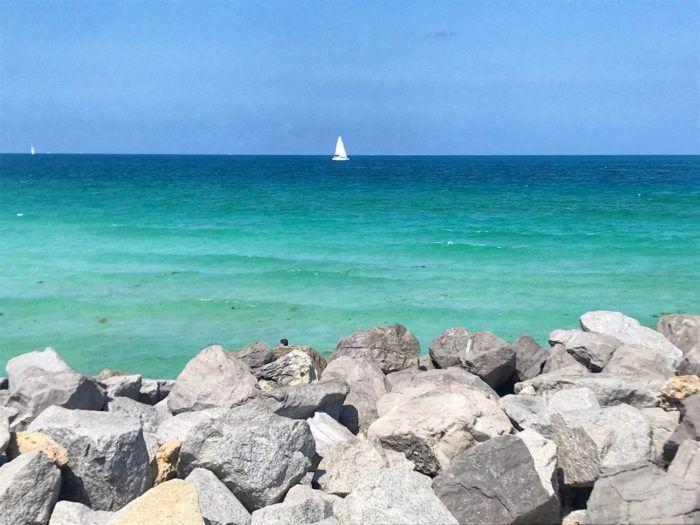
98, 317, 108, 324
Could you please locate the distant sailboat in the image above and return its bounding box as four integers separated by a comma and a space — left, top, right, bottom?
30, 146, 36, 155
332, 136, 348, 161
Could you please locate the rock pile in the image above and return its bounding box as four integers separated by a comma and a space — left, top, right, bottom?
0, 311, 698, 524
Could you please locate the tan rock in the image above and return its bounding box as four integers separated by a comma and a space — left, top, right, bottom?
274, 345, 327, 374
519, 385, 537, 396
109, 479, 204, 525
659, 375, 700, 410
8, 431, 68, 467
152, 440, 181, 486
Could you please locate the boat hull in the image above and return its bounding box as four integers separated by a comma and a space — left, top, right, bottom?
332, 156, 349, 161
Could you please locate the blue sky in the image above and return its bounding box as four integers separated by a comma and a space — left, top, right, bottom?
1, 1, 698, 154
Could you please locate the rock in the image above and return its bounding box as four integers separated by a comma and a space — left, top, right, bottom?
6, 369, 107, 430
499, 388, 599, 430
385, 367, 499, 401
517, 429, 558, 498
167, 345, 259, 414
0, 376, 8, 389
108, 479, 204, 525
428, 327, 515, 388
321, 356, 387, 434
580, 310, 683, 366
602, 343, 676, 389
641, 407, 679, 463
659, 375, 700, 410
0, 451, 61, 525
255, 349, 319, 391
663, 393, 700, 462
508, 334, 548, 381
184, 468, 251, 525
29, 406, 151, 511
107, 396, 171, 434
541, 344, 588, 374
250, 485, 340, 525
368, 382, 511, 475
233, 342, 275, 370
330, 324, 420, 374
177, 404, 315, 511
49, 501, 113, 525
156, 408, 226, 444
657, 313, 700, 354
95, 371, 142, 400
316, 440, 413, 496
274, 345, 327, 374
8, 431, 69, 467
258, 379, 348, 419
515, 369, 658, 408
138, 379, 174, 405
0, 406, 11, 455
547, 414, 601, 487
585, 462, 699, 524
548, 329, 620, 371
418, 354, 435, 371
5, 347, 71, 385
679, 347, 700, 376
561, 509, 586, 525
433, 435, 555, 525
153, 440, 181, 486
306, 411, 356, 457
341, 467, 458, 525
668, 439, 700, 483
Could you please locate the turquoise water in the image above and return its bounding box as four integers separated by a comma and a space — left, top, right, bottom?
1, 155, 698, 378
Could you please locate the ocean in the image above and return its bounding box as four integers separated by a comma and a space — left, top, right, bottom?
1, 154, 698, 378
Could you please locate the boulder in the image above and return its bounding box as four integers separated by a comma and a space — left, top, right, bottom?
49, 501, 113, 525
233, 342, 275, 370
306, 411, 356, 457
541, 344, 588, 374
0, 406, 11, 454
585, 462, 699, 524
8, 431, 69, 467
663, 392, 700, 462
428, 327, 515, 388
340, 467, 458, 525
659, 375, 700, 410
316, 439, 413, 496
184, 468, 251, 525
95, 371, 142, 400
602, 343, 676, 389
108, 479, 204, 525
508, 334, 548, 381
368, 382, 511, 475
0, 451, 61, 525
177, 404, 315, 511
580, 310, 683, 366
28, 406, 151, 511
107, 396, 172, 434
433, 435, 555, 525
668, 439, 700, 483
6, 368, 106, 430
5, 347, 71, 385
258, 379, 348, 419
548, 329, 620, 371
138, 379, 174, 405
274, 345, 327, 374
250, 485, 341, 525
255, 349, 318, 391
499, 388, 599, 430
153, 440, 181, 486
657, 313, 700, 354
517, 429, 558, 499
418, 354, 436, 371
641, 407, 679, 463
167, 345, 259, 414
385, 367, 498, 401
330, 324, 420, 374
547, 414, 601, 488
561, 510, 586, 525
321, 356, 387, 434
156, 407, 226, 444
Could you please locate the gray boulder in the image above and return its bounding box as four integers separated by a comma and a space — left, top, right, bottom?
330, 324, 420, 374
428, 327, 515, 388
548, 329, 620, 371
663, 393, 700, 462
0, 451, 61, 525
433, 435, 556, 525
177, 404, 315, 511
340, 467, 458, 525
668, 439, 700, 483
585, 462, 699, 524
580, 310, 683, 366
499, 388, 599, 430
167, 345, 259, 414
508, 334, 548, 381
49, 501, 113, 525
95, 371, 142, 400
659, 314, 700, 375
234, 342, 275, 370
255, 349, 319, 390
0, 406, 12, 455
184, 467, 251, 525
385, 367, 499, 400
602, 343, 676, 389
307, 411, 356, 457
28, 406, 151, 511
6, 368, 106, 430
641, 407, 680, 463
517, 429, 559, 500
138, 378, 174, 405
321, 356, 387, 434
5, 347, 71, 385
258, 379, 348, 419
250, 485, 342, 525
541, 344, 588, 374
156, 407, 226, 444
418, 354, 436, 371
106, 396, 172, 434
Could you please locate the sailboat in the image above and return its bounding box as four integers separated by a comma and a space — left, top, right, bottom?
332, 136, 348, 161
30, 146, 36, 155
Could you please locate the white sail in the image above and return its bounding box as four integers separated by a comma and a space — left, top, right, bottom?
30, 146, 36, 155
332, 136, 348, 161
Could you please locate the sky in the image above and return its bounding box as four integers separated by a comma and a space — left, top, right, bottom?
1, 1, 698, 155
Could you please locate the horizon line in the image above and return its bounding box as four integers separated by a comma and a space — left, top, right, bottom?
3, 152, 700, 157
